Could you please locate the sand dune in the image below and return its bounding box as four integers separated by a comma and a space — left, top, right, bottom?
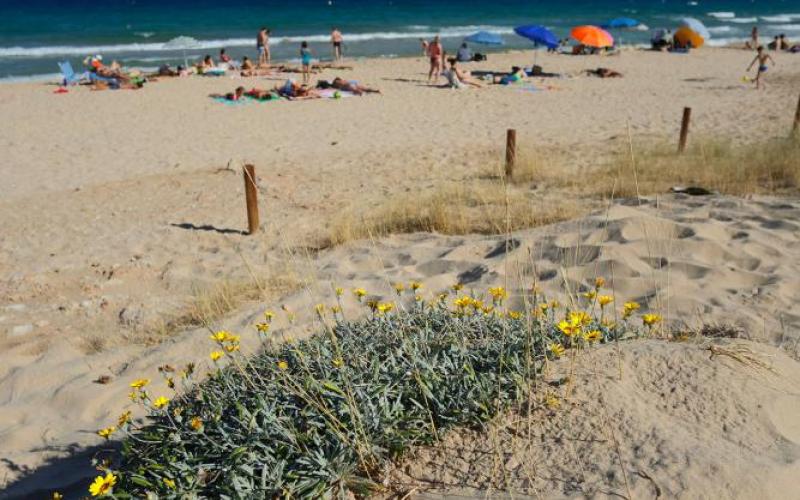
3, 194, 800, 496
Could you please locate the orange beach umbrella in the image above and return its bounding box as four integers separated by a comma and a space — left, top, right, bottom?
570, 25, 614, 48
674, 26, 704, 48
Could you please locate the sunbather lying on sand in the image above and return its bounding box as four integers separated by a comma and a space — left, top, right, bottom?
209, 86, 246, 101
493, 66, 526, 85
316, 77, 381, 95
246, 88, 281, 100
240, 57, 271, 76
585, 67, 623, 78
275, 80, 320, 100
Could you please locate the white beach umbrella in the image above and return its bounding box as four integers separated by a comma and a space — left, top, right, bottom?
163, 36, 200, 68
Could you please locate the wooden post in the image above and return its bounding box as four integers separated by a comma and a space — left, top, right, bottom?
678, 107, 691, 153
243, 164, 259, 235
505, 129, 516, 179
793, 94, 800, 137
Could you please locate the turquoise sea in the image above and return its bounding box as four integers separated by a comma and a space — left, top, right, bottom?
1, 0, 799, 80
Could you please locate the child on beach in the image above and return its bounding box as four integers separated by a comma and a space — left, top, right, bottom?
427, 36, 443, 84
300, 41, 313, 84
746, 46, 774, 90
257, 27, 270, 67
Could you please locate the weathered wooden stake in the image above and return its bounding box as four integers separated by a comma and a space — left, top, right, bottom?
792, 94, 800, 137
505, 129, 517, 179
678, 107, 691, 153
243, 164, 259, 235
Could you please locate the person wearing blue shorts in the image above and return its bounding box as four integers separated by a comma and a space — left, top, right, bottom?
747, 45, 775, 90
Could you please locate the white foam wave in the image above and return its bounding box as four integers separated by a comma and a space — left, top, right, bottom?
705, 36, 745, 46
0, 25, 515, 59
761, 15, 792, 23
708, 12, 735, 19
769, 23, 800, 31
134, 32, 156, 38
729, 17, 758, 24
707, 26, 735, 33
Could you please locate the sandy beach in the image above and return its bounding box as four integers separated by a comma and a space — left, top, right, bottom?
1, 47, 800, 497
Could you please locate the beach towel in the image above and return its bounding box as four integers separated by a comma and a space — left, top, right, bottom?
317, 89, 357, 98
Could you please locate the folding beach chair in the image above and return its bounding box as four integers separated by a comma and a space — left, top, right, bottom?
58, 61, 89, 86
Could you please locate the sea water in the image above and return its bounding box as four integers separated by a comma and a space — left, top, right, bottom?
1, 0, 798, 80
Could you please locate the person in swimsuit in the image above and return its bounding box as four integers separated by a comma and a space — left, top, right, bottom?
445, 58, 483, 88
585, 67, 623, 78
329, 77, 381, 95
275, 79, 320, 100
240, 56, 271, 76
747, 45, 774, 90
257, 27, 270, 67
210, 86, 245, 101
300, 41, 313, 84
493, 66, 525, 85
331, 28, 344, 61
745, 26, 759, 50
427, 36, 443, 84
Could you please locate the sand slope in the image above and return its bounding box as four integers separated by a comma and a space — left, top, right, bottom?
2, 195, 799, 497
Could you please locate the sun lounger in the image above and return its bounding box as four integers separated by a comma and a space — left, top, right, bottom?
57, 61, 89, 86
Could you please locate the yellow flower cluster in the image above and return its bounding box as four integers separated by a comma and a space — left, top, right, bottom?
488, 286, 508, 303
623, 301, 640, 319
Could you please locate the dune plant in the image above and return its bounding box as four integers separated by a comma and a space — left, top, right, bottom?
91, 284, 652, 498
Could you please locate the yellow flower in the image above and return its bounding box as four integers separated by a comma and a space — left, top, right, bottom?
557, 320, 578, 336
452, 283, 464, 292
623, 301, 640, 318
163, 478, 176, 489
488, 286, 508, 303
210, 331, 229, 343
315, 303, 326, 315
595, 277, 606, 289
410, 281, 423, 291
353, 288, 367, 299
153, 396, 169, 409
582, 290, 597, 300
256, 322, 270, 333
334, 287, 344, 297
507, 310, 522, 320
128, 391, 137, 401
598, 295, 614, 307
224, 343, 240, 353
210, 351, 223, 361
393, 282, 405, 294
52, 493, 63, 500
549, 343, 566, 357
117, 411, 131, 426
97, 426, 115, 439
545, 393, 561, 409
331, 305, 342, 313
454, 296, 472, 309
129, 378, 150, 389
377, 302, 394, 314
190, 416, 203, 431
332, 358, 344, 368
583, 330, 602, 342
277, 360, 289, 371
568, 311, 592, 326
550, 300, 561, 309
437, 293, 448, 303
88, 472, 117, 497
481, 305, 494, 315
414, 295, 423, 302
642, 313, 662, 327
264, 311, 275, 321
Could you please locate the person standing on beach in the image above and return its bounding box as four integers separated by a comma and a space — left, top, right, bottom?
300, 41, 313, 84
331, 27, 343, 61
420, 38, 429, 56
257, 27, 270, 67
746, 45, 774, 90
746, 26, 759, 50
427, 36, 443, 84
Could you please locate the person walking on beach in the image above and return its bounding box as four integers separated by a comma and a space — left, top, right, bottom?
257, 27, 270, 67
300, 41, 313, 84
746, 45, 774, 90
331, 27, 344, 61
427, 36, 443, 84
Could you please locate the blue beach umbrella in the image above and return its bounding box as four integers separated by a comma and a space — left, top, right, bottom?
514, 25, 559, 49
680, 17, 711, 40
604, 17, 640, 29
464, 31, 505, 45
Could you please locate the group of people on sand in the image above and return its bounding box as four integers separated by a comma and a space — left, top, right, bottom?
211, 76, 380, 102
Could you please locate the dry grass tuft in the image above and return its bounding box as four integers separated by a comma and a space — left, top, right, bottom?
553, 137, 800, 199
327, 182, 585, 246
137, 274, 300, 344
